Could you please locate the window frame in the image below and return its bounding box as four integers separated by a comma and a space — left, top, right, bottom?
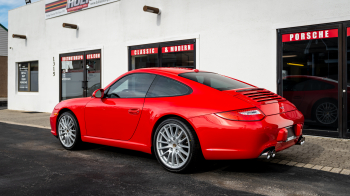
17, 61, 39, 92
104, 73, 157, 99
59, 49, 102, 101
128, 39, 196, 71
277, 22, 344, 138
146, 75, 193, 98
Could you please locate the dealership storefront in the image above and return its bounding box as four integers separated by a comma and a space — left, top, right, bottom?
277, 23, 350, 138
8, 0, 350, 138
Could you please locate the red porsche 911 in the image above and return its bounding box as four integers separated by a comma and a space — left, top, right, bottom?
50, 68, 305, 172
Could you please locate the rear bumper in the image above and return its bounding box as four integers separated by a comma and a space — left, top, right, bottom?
189, 110, 304, 160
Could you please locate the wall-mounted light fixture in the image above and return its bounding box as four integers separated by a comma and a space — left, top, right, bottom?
25, 0, 31, 4
63, 23, 79, 30
12, 34, 27, 39
143, 6, 161, 15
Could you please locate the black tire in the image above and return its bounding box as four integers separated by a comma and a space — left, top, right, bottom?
313, 99, 338, 126
57, 111, 82, 150
153, 118, 202, 173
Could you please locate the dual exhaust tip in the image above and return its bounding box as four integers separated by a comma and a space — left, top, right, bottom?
260, 136, 305, 160
261, 149, 276, 160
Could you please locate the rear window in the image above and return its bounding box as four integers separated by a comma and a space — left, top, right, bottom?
179, 72, 253, 91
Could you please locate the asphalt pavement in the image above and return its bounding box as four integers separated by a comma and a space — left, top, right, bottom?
1, 122, 350, 196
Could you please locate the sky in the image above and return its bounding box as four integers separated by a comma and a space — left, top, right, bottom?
0, 0, 41, 29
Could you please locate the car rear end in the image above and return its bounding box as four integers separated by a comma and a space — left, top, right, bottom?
180, 71, 305, 160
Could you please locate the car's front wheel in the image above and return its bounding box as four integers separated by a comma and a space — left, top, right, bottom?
153, 118, 201, 173
57, 111, 82, 150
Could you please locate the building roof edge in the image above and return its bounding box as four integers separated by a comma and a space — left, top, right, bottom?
0, 23, 8, 32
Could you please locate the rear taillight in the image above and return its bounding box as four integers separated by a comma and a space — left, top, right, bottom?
294, 124, 303, 136
215, 108, 265, 121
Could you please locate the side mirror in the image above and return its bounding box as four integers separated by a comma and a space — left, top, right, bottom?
92, 88, 104, 98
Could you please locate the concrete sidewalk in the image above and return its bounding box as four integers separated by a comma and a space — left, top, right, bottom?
0, 108, 349, 174
0, 107, 50, 128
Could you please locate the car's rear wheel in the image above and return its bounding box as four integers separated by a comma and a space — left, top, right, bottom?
153, 118, 201, 173
314, 100, 338, 126
57, 111, 81, 150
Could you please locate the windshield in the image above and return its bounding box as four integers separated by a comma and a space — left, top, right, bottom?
179, 72, 253, 91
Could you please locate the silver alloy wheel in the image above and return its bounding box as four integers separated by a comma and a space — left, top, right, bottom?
156, 123, 190, 169
58, 115, 77, 148
316, 102, 338, 125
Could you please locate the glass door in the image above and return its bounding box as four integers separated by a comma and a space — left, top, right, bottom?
345, 25, 350, 138
60, 52, 85, 100
86, 50, 101, 97
60, 50, 102, 101
280, 26, 341, 137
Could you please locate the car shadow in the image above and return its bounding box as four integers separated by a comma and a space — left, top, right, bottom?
77, 143, 297, 174
77, 142, 156, 160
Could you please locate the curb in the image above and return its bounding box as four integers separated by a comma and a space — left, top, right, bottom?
259, 158, 350, 175
0, 120, 51, 130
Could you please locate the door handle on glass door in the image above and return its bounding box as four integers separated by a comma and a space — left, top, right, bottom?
128, 108, 140, 115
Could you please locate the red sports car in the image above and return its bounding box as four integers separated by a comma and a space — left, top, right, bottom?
50, 68, 305, 172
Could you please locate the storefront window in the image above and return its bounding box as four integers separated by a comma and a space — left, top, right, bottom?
18, 61, 39, 92
161, 44, 194, 68
131, 48, 158, 70
129, 40, 195, 70
282, 29, 339, 132
61, 54, 84, 100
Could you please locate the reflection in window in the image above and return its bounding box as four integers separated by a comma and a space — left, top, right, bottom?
282, 35, 338, 131
161, 51, 194, 68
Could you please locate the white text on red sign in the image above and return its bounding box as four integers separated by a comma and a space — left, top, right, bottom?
282, 29, 338, 42
61, 55, 84, 61
131, 48, 158, 56
86, 53, 101, 59
162, 44, 194, 53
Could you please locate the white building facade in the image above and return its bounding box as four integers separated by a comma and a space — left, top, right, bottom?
8, 0, 350, 138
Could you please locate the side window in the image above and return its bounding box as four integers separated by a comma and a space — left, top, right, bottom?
105, 74, 156, 98
304, 79, 335, 91
283, 77, 308, 91
146, 76, 191, 97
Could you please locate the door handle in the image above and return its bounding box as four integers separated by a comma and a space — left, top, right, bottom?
128, 108, 140, 115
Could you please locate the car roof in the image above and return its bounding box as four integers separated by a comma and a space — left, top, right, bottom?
131, 67, 198, 75
285, 75, 338, 83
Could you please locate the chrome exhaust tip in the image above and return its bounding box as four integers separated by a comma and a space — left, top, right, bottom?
261, 149, 276, 159
296, 136, 305, 145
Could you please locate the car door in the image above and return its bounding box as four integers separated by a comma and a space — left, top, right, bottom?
85, 73, 156, 140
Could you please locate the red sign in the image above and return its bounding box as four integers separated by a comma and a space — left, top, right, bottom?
86, 53, 101, 59
162, 44, 194, 53
347, 27, 350, 36
131, 48, 158, 56
282, 29, 338, 42
61, 55, 84, 61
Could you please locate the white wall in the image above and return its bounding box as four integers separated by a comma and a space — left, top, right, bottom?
8, 0, 350, 112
